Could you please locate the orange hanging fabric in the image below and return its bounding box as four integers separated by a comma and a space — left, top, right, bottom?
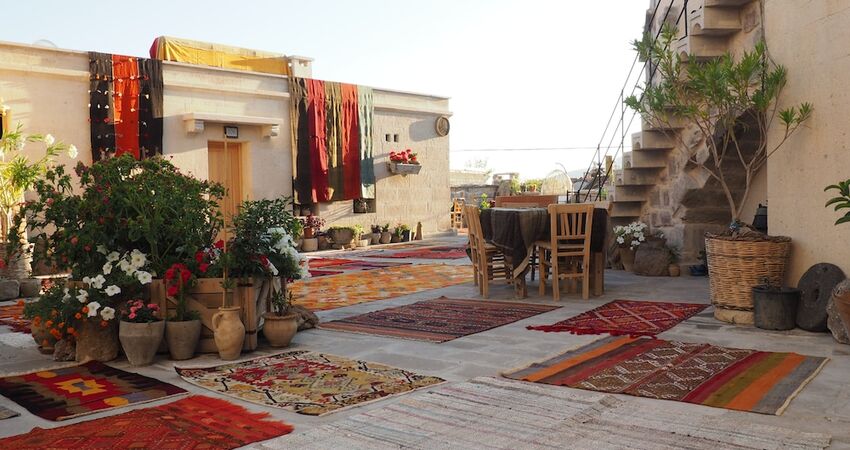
111, 55, 141, 159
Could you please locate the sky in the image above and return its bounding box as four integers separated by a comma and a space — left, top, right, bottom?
1, 0, 648, 180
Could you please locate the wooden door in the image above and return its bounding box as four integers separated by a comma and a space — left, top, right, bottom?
208, 141, 244, 228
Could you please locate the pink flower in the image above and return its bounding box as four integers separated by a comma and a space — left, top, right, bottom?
128, 313, 136, 319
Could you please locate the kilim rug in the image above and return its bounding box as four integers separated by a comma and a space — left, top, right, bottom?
0, 361, 187, 421
309, 268, 344, 277
290, 264, 472, 311
504, 336, 830, 415
252, 377, 830, 450
320, 297, 559, 342
175, 351, 444, 415
0, 405, 18, 420
0, 303, 30, 334
308, 257, 361, 268
361, 245, 468, 260
527, 299, 708, 337
0, 395, 293, 449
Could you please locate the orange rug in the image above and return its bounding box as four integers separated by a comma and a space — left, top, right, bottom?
291, 264, 472, 311
0, 303, 30, 334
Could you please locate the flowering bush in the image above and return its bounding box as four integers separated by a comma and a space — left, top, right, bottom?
389, 149, 419, 165
228, 198, 307, 280
613, 221, 648, 250
300, 214, 325, 237
122, 300, 161, 323
163, 262, 200, 321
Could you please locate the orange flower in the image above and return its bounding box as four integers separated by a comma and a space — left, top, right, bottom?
49, 329, 61, 339
82, 306, 89, 314
33, 316, 42, 326
75, 313, 82, 320
16, 299, 24, 307
57, 322, 64, 329
66, 327, 75, 335
45, 320, 53, 328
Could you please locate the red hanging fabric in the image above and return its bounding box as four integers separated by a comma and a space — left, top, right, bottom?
307, 79, 330, 202
340, 83, 361, 200
111, 55, 141, 159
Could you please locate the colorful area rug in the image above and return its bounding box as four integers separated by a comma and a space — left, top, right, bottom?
309, 268, 344, 277
321, 297, 559, 342
291, 264, 472, 311
176, 351, 444, 416
504, 336, 829, 415
528, 299, 708, 337
0, 303, 30, 334
0, 361, 187, 421
256, 377, 830, 450
0, 395, 293, 449
0, 405, 18, 420
361, 245, 468, 260
308, 257, 361, 268
307, 258, 409, 278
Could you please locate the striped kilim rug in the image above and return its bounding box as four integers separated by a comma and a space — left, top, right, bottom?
249, 377, 830, 450
504, 336, 829, 415
0, 303, 30, 334
291, 264, 472, 311
320, 297, 558, 342
527, 299, 709, 337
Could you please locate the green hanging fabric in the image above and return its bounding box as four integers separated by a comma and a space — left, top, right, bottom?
324, 82, 345, 201
358, 86, 375, 199
287, 77, 314, 204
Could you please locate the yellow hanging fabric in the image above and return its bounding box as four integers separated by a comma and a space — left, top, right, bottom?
151, 36, 291, 76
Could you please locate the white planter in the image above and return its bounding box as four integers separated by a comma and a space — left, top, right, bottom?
388, 162, 422, 175
301, 237, 318, 252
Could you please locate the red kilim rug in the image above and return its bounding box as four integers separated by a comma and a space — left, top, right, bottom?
0, 361, 187, 421
0, 395, 294, 449
527, 299, 709, 337
0, 302, 30, 334
360, 245, 469, 260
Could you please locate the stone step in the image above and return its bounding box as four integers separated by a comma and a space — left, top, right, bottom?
633, 130, 676, 150
690, 4, 742, 36
610, 201, 643, 219
675, 34, 729, 61
641, 116, 687, 131
704, 0, 754, 7
616, 168, 660, 187
612, 185, 652, 203
630, 149, 669, 169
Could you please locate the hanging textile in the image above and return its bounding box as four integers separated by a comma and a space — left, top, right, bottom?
341, 83, 361, 200
307, 79, 330, 202
358, 87, 375, 199
288, 78, 313, 204
324, 82, 344, 201
150, 36, 291, 76
88, 52, 163, 162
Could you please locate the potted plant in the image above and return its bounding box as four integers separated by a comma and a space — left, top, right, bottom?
667, 245, 681, 277
613, 222, 646, 272
626, 28, 812, 324
118, 299, 164, 366
397, 223, 411, 242
22, 285, 65, 354
352, 224, 369, 247
379, 223, 392, 244
327, 226, 356, 249
826, 179, 850, 328
163, 262, 201, 360
262, 289, 298, 347
370, 225, 382, 245
299, 215, 324, 252
387, 149, 422, 175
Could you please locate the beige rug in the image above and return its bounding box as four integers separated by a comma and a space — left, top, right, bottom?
247, 377, 830, 450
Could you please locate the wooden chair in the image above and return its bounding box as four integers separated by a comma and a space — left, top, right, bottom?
464, 205, 508, 298
537, 204, 594, 300
451, 198, 465, 229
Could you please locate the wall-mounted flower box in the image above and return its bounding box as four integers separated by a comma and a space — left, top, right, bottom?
388, 162, 422, 175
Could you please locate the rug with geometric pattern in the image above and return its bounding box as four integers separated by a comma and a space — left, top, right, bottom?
527, 299, 708, 337
0, 361, 186, 421
0, 303, 30, 334
176, 351, 444, 415
0, 395, 293, 449
504, 335, 829, 415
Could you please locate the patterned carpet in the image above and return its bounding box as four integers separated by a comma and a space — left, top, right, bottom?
505, 336, 829, 415
358, 245, 468, 260
0, 303, 30, 334
0, 395, 293, 449
176, 351, 444, 416
290, 264, 473, 311
321, 297, 559, 342
307, 258, 409, 278
254, 377, 830, 450
527, 299, 708, 337
0, 361, 186, 421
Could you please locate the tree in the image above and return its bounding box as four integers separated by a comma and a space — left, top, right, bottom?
625, 26, 812, 225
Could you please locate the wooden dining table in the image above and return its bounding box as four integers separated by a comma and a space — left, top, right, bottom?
480, 206, 608, 298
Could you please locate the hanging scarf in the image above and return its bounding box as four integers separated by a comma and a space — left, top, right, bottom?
358, 87, 375, 199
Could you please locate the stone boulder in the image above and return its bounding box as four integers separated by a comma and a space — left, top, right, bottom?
828, 279, 850, 344
0, 279, 19, 300
53, 339, 76, 362
291, 305, 319, 330
633, 240, 670, 277
19, 278, 42, 298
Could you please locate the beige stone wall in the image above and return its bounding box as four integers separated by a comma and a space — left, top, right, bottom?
764, 1, 850, 283
0, 41, 452, 236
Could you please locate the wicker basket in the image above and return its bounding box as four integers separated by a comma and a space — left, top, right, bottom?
705, 235, 791, 318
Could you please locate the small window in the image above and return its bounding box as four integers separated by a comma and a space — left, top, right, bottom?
354, 198, 376, 214
385, 133, 392, 142
393, 134, 400, 142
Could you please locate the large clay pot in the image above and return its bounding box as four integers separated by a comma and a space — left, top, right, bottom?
370, 233, 381, 245
329, 229, 355, 248
832, 280, 850, 339
301, 237, 318, 252
619, 247, 636, 272
379, 232, 392, 244
390, 233, 401, 243
119, 320, 165, 366
668, 264, 681, 277
262, 312, 298, 347
165, 319, 201, 360
212, 306, 245, 360
401, 230, 411, 242
753, 286, 800, 331
76, 319, 119, 362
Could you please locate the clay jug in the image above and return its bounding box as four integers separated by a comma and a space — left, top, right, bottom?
212, 306, 245, 360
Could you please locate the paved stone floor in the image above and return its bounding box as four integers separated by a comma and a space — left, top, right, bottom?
0, 237, 848, 448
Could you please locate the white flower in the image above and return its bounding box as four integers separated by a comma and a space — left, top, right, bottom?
82, 276, 92, 285
102, 262, 113, 275
86, 301, 101, 317
62, 288, 70, 302
119, 259, 135, 275
90, 274, 106, 289
616, 236, 625, 244
136, 271, 152, 284
67, 144, 78, 159
100, 306, 115, 321
130, 250, 147, 268
43, 134, 55, 146
104, 285, 121, 297
76, 289, 89, 303
96, 245, 108, 255
106, 252, 120, 262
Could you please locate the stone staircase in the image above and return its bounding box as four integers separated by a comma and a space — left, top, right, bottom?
611, 0, 760, 262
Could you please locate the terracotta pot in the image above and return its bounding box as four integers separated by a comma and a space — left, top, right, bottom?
620, 247, 636, 272
668, 264, 681, 277
370, 233, 381, 245
262, 312, 298, 347
212, 306, 245, 360
119, 320, 164, 366
76, 319, 119, 362
379, 232, 392, 244
301, 237, 318, 252
356, 239, 370, 248
303, 227, 315, 239
165, 319, 201, 360
390, 233, 401, 243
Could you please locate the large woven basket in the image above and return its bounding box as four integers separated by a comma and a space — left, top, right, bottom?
705, 235, 791, 312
